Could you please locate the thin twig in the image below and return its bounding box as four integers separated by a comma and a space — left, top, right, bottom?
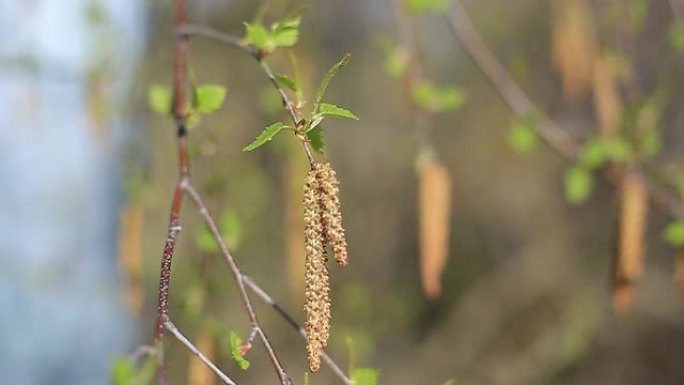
182, 24, 315, 167
163, 316, 238, 385
184, 183, 293, 385
242, 275, 354, 385
445, 0, 684, 219
153, 1, 191, 383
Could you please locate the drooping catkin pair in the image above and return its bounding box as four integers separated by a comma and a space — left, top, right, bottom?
303, 162, 348, 372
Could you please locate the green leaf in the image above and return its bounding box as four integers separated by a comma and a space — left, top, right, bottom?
244, 22, 271, 50
111, 357, 134, 385
229, 332, 251, 370
243, 122, 289, 152
131, 354, 157, 385
315, 54, 352, 106
407, 0, 449, 14
385, 47, 408, 78
508, 119, 537, 154
148, 85, 172, 116
579, 138, 608, 170
194, 226, 218, 253
274, 73, 299, 92
351, 368, 379, 385
194, 85, 227, 114
638, 128, 661, 159
412, 82, 466, 113
220, 210, 243, 250
272, 16, 301, 47
669, 23, 684, 52
664, 221, 684, 248
319, 103, 359, 120
307, 126, 326, 155
564, 167, 594, 205
604, 138, 632, 162
442, 380, 456, 385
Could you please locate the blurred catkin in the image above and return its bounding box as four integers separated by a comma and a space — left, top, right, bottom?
303, 167, 331, 372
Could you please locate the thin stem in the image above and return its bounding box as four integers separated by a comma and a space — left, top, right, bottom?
182, 24, 316, 168
242, 275, 354, 385
153, 1, 191, 383
184, 182, 293, 385
445, 0, 684, 219
163, 316, 238, 385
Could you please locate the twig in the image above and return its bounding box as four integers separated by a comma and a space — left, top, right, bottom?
184, 183, 292, 385
444, 0, 684, 219
153, 1, 191, 383
163, 316, 238, 385
182, 24, 315, 167
242, 275, 354, 385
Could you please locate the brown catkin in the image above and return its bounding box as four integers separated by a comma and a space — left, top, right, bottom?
316, 163, 349, 266
303, 168, 331, 372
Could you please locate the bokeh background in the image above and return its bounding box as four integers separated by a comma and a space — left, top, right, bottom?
2, 0, 684, 384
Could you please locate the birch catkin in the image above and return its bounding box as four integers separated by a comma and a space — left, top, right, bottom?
614, 172, 648, 313
303, 167, 331, 372
303, 162, 349, 372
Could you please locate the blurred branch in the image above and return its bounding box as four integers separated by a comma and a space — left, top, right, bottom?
184, 182, 292, 385
163, 316, 238, 385
444, 0, 684, 219
242, 275, 354, 385
182, 24, 315, 167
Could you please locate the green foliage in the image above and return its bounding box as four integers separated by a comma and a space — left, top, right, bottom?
229, 331, 251, 370
636, 128, 661, 159
315, 54, 352, 106
319, 103, 359, 120
274, 73, 299, 92
412, 82, 466, 113
243, 10, 303, 53
351, 368, 380, 385
193, 209, 242, 252
579, 138, 608, 170
407, 0, 449, 15
181, 285, 206, 319
442, 380, 456, 385
564, 167, 594, 205
385, 46, 408, 78
508, 118, 537, 154
148, 85, 172, 116
669, 23, 684, 52
664, 221, 684, 248
307, 126, 326, 155
243, 122, 289, 152
110, 354, 156, 385
193, 85, 227, 114
194, 226, 218, 253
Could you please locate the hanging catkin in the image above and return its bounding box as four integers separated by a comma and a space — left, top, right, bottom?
303, 167, 331, 372
316, 163, 349, 266
418, 160, 452, 299
614, 172, 648, 313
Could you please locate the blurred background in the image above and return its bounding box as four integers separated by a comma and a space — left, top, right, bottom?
2, 0, 684, 384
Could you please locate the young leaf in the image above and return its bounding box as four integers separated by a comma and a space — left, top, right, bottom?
350, 368, 380, 385
412, 82, 466, 113
194, 85, 227, 114
244, 22, 271, 50
229, 332, 250, 370
385, 46, 408, 78
220, 210, 243, 250
194, 226, 219, 253
407, 0, 449, 14
243, 122, 289, 152
272, 15, 301, 47
664, 221, 684, 248
508, 119, 537, 154
274, 73, 299, 92
579, 138, 608, 170
604, 138, 632, 162
319, 103, 359, 120
148, 85, 172, 116
111, 357, 134, 385
315, 54, 352, 106
564, 166, 594, 205
307, 126, 326, 155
